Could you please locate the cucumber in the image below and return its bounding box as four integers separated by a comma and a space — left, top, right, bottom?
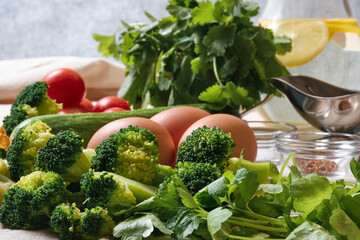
11, 104, 209, 146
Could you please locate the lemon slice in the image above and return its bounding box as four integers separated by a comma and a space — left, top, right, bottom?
273, 20, 329, 67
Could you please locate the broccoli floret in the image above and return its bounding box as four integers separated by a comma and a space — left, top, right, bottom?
50, 203, 82, 240
6, 120, 54, 181
175, 162, 222, 196
176, 126, 235, 171
80, 206, 115, 240
34, 129, 94, 183
80, 170, 157, 213
50, 203, 115, 240
2, 81, 62, 135
91, 125, 175, 185
0, 171, 67, 229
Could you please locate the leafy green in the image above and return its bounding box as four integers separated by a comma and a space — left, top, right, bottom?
94, 0, 291, 114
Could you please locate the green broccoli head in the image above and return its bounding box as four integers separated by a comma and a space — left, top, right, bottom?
50, 203, 115, 240
6, 120, 54, 181
175, 161, 222, 196
34, 129, 93, 183
176, 126, 235, 170
91, 125, 160, 185
80, 170, 157, 213
50, 203, 82, 240
2, 81, 62, 135
0, 171, 67, 229
80, 206, 115, 240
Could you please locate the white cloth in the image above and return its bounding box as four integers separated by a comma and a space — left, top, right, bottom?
0, 56, 126, 103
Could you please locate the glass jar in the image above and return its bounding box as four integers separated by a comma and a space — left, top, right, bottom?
247, 121, 297, 165
276, 132, 360, 179
257, 0, 360, 125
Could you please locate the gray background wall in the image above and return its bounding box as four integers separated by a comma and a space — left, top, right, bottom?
0, 0, 266, 61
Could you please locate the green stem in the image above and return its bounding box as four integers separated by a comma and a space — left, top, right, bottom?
213, 58, 224, 87
277, 152, 295, 185
227, 218, 288, 233
236, 209, 286, 227
347, 182, 360, 195
223, 231, 284, 240
229, 215, 269, 226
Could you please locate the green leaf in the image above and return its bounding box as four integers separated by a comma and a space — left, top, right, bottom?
191, 1, 215, 25
290, 174, 333, 216
93, 34, 118, 58
113, 213, 172, 239
258, 184, 283, 194
167, 208, 200, 239
207, 176, 230, 198
339, 195, 360, 228
350, 158, 360, 181
274, 35, 292, 55
198, 84, 229, 110
240, 1, 259, 17
286, 222, 337, 240
144, 11, 157, 22
177, 187, 199, 209
203, 24, 236, 56
207, 207, 232, 237
330, 209, 360, 240
230, 168, 259, 208
167, 4, 191, 20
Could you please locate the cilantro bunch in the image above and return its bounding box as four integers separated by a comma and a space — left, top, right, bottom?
94, 0, 291, 114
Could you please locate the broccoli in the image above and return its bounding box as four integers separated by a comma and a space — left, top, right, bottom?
176, 126, 235, 171
174, 161, 222, 196
91, 125, 175, 186
0, 171, 67, 229
50, 203, 115, 240
50, 203, 82, 240
80, 206, 115, 240
34, 129, 94, 183
80, 170, 157, 213
2, 81, 62, 135
6, 120, 54, 181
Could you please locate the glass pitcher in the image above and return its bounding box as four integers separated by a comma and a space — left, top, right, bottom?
256, 0, 360, 127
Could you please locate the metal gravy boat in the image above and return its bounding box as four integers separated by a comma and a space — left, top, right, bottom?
269, 75, 360, 133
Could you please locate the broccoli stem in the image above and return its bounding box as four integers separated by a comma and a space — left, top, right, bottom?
152, 164, 175, 186
117, 174, 158, 202
62, 149, 95, 183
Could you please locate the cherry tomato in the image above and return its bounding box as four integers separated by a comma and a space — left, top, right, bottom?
79, 98, 94, 111
58, 106, 90, 114
93, 96, 131, 112
42, 68, 86, 106
103, 107, 127, 113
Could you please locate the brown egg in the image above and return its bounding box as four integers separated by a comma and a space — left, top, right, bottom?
87, 117, 176, 167
150, 106, 210, 148
179, 114, 257, 162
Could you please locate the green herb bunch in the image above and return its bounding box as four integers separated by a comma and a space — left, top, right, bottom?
94, 0, 291, 114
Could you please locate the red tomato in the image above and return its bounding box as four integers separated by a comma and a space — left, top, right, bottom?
42, 68, 86, 106
79, 98, 94, 111
103, 107, 126, 113
58, 105, 90, 114
93, 96, 131, 112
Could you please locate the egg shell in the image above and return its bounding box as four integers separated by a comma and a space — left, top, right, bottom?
150, 106, 210, 148
179, 114, 257, 162
87, 117, 176, 167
